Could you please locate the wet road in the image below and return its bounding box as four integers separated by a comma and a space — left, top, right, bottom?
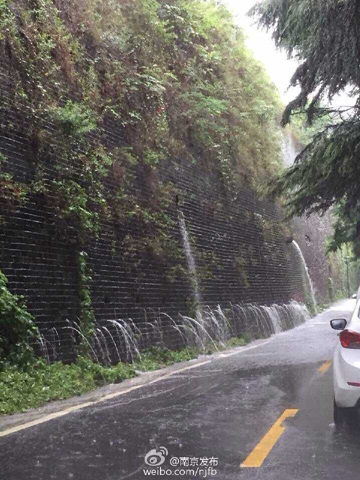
1, 299, 360, 480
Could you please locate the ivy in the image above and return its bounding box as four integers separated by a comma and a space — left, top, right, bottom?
76, 251, 95, 347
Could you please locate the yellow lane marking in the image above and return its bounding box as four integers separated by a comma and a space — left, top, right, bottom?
318, 361, 332, 374
0, 360, 211, 438
241, 409, 298, 468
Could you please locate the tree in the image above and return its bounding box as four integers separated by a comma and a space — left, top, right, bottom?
251, 0, 360, 254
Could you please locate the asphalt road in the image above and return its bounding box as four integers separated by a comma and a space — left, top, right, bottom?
1, 299, 359, 480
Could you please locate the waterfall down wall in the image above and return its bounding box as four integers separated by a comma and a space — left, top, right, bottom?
282, 131, 334, 303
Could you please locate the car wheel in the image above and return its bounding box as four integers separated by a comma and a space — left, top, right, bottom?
334, 398, 358, 429
334, 399, 347, 426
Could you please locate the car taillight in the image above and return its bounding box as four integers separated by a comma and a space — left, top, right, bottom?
340, 330, 360, 349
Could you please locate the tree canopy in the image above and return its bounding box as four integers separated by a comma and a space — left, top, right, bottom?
252, 0, 360, 254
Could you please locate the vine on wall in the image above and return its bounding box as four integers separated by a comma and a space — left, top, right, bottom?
76, 251, 95, 346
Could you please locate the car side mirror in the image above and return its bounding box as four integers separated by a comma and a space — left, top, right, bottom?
330, 319, 347, 330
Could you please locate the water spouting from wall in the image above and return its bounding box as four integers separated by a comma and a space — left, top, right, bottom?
291, 240, 317, 313
178, 210, 203, 323
37, 301, 309, 364
282, 134, 318, 314
178, 302, 309, 349
282, 131, 299, 167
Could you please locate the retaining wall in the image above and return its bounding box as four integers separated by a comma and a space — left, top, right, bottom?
0, 60, 308, 362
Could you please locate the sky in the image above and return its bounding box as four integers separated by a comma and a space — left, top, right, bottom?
223, 0, 299, 104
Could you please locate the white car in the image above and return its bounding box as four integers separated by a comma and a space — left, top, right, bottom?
331, 302, 360, 425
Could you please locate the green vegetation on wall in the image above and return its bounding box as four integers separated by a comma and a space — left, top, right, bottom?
0, 0, 283, 362
76, 251, 96, 344
0, 0, 282, 238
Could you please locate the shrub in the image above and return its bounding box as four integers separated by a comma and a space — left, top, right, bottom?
0, 270, 38, 370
